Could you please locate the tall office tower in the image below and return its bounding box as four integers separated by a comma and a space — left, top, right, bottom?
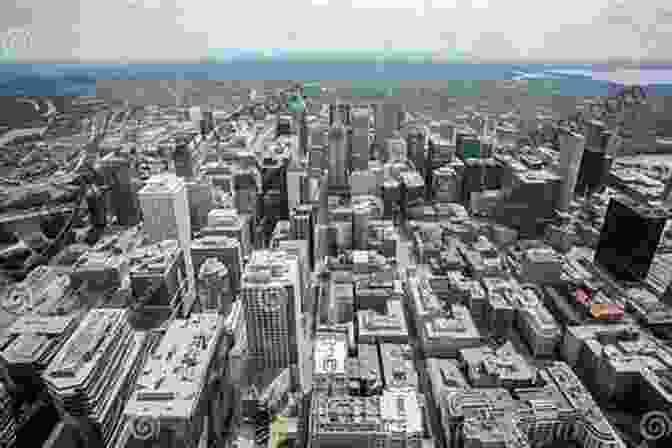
353, 203, 370, 250
315, 224, 337, 267
330, 206, 354, 250
290, 205, 315, 269
138, 173, 191, 248
482, 116, 495, 138
461, 159, 484, 205
406, 127, 427, 175
286, 167, 305, 212
329, 104, 335, 126
344, 103, 352, 125
575, 120, 607, 195
576, 148, 607, 196
233, 166, 259, 216
385, 133, 407, 162
310, 145, 329, 172
433, 166, 462, 203
439, 120, 456, 143
170, 138, 192, 178
382, 179, 401, 218
336, 103, 351, 125
663, 176, 672, 204
329, 274, 354, 324
241, 250, 304, 387
375, 101, 403, 145
197, 257, 233, 314
310, 122, 329, 147
519, 94, 538, 136
556, 129, 586, 212
625, 101, 657, 154
351, 107, 370, 170
497, 170, 561, 234
189, 106, 203, 126
298, 110, 308, 157
203, 110, 214, 134
329, 102, 350, 126
98, 153, 141, 226
312, 169, 329, 226
185, 179, 213, 232
328, 122, 348, 190
191, 235, 243, 293
584, 120, 606, 150
595, 196, 671, 282
277, 240, 311, 312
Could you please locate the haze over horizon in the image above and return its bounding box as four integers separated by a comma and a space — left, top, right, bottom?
2, 1, 672, 64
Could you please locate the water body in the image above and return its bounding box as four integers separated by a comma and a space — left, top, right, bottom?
0, 62, 671, 97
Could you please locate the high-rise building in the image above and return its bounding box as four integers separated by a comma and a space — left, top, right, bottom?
624, 101, 657, 154
189, 106, 202, 126
375, 101, 403, 145
329, 103, 351, 126
287, 167, 305, 212
438, 120, 456, 143
351, 107, 370, 170
595, 196, 671, 282
352, 204, 370, 250
328, 122, 348, 190
99, 153, 141, 226
385, 132, 407, 162
557, 129, 586, 212
406, 126, 427, 175
290, 205, 315, 269
310, 122, 329, 147
241, 250, 304, 380
137, 173, 194, 291
185, 179, 214, 232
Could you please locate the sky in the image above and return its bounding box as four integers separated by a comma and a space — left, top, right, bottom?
2, 0, 672, 62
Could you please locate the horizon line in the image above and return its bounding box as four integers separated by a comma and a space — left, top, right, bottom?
1, 55, 672, 66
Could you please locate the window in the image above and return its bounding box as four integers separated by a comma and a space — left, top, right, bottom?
323, 358, 337, 371
396, 397, 406, 414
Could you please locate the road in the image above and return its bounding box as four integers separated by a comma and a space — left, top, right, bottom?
0, 126, 48, 146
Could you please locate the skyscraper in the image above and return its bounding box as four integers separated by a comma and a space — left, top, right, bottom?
351, 107, 370, 171
406, 126, 427, 175
595, 197, 671, 282
375, 101, 403, 146
241, 250, 304, 379
98, 153, 141, 226
328, 121, 348, 190
137, 173, 195, 305
385, 132, 407, 163
557, 129, 586, 212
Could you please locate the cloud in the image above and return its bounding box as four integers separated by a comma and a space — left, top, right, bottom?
0, 0, 670, 61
